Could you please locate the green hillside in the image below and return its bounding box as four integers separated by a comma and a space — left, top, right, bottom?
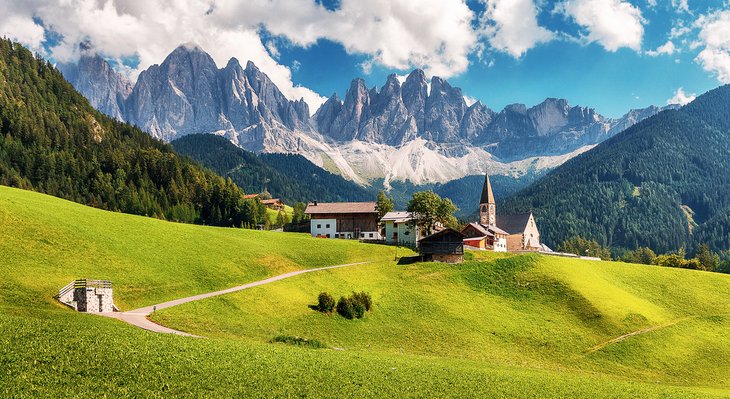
171, 134, 374, 203
2, 186, 730, 398
504, 85, 730, 254
0, 39, 256, 227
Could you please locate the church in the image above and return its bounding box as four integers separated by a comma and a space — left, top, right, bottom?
461, 174, 542, 252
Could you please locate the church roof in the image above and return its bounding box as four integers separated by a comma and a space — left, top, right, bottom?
496, 213, 532, 235
480, 174, 495, 204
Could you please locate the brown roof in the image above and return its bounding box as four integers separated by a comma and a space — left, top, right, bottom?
261, 198, 282, 205
305, 202, 378, 215
244, 194, 259, 199
496, 213, 532, 235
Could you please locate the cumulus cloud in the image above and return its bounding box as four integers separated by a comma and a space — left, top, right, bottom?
558, 0, 645, 52
667, 87, 696, 105
0, 0, 479, 112
0, 14, 45, 51
695, 10, 730, 83
478, 0, 554, 58
646, 41, 677, 56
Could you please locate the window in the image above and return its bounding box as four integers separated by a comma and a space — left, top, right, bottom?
335, 234, 340, 238
326, 234, 330, 238
404, 231, 410, 236
326, 224, 330, 228
360, 233, 365, 238
317, 224, 321, 229
369, 233, 373, 238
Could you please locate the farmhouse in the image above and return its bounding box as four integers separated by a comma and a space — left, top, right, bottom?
261, 198, 284, 211
418, 228, 465, 263
381, 211, 422, 246
462, 174, 541, 252
305, 201, 381, 240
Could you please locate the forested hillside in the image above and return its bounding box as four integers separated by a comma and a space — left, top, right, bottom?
0, 39, 263, 227
504, 85, 730, 254
172, 134, 373, 203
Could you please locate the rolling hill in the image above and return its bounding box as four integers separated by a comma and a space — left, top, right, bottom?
504, 85, 730, 254
2, 185, 730, 397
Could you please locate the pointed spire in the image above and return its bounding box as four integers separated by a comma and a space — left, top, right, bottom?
480, 174, 495, 205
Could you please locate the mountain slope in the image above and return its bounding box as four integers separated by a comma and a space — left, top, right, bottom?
0, 39, 251, 226
171, 134, 374, 203
62, 45, 672, 186
504, 85, 730, 253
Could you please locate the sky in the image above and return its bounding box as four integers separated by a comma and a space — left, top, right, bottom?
1, 0, 729, 117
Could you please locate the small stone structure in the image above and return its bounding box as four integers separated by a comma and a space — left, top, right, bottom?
58, 279, 116, 313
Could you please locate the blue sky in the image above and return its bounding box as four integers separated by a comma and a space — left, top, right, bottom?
2, 0, 729, 118
275, 0, 723, 117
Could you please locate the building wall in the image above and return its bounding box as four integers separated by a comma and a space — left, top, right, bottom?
310, 218, 337, 238
522, 214, 541, 249
74, 287, 114, 313
506, 234, 524, 251
385, 221, 418, 245
494, 236, 507, 252
432, 254, 464, 264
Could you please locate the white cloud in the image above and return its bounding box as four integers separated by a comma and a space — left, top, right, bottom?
0, 14, 45, 51
647, 0, 658, 8
646, 40, 677, 56
559, 0, 645, 52
478, 0, 554, 58
0, 0, 479, 112
666, 87, 696, 105
671, 0, 690, 13
695, 10, 730, 83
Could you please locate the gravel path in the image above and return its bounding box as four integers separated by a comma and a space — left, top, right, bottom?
100, 261, 372, 337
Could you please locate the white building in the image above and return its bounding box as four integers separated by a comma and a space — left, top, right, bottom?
381, 211, 421, 246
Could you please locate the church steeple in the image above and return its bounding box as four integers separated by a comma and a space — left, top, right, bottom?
479, 174, 496, 227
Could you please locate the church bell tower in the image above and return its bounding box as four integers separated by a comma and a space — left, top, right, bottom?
479, 174, 496, 227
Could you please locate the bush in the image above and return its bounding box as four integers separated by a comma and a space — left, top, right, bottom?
353, 301, 366, 319
317, 292, 336, 313
351, 291, 372, 312
336, 296, 355, 319
271, 335, 327, 349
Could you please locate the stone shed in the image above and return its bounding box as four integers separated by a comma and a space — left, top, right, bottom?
58, 279, 116, 313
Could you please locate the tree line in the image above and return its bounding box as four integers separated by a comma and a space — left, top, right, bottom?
0, 38, 270, 227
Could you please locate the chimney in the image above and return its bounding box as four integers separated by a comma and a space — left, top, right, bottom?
313, 201, 318, 206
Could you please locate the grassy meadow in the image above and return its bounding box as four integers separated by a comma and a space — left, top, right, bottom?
1, 185, 729, 398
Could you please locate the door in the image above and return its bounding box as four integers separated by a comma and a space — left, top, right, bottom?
98, 294, 104, 312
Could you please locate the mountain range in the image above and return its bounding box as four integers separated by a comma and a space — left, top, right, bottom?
61, 44, 675, 186
503, 84, 730, 254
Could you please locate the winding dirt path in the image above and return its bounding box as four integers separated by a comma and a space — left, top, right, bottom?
586, 316, 695, 354
100, 261, 372, 337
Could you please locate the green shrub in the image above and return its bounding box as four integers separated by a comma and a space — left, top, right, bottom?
336, 296, 355, 319
353, 301, 366, 319
351, 291, 373, 312
271, 335, 327, 349
317, 292, 336, 313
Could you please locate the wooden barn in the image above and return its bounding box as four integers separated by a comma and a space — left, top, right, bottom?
418, 228, 465, 263
304, 201, 381, 240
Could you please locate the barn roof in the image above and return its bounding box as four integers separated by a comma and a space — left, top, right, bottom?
496, 213, 532, 235
381, 211, 415, 222
305, 202, 378, 215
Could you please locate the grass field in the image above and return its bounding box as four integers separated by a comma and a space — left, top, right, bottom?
2, 185, 729, 398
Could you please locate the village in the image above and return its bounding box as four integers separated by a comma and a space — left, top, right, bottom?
303, 174, 545, 263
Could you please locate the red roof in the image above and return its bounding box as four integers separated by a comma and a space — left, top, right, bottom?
305, 202, 378, 215
244, 194, 259, 199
